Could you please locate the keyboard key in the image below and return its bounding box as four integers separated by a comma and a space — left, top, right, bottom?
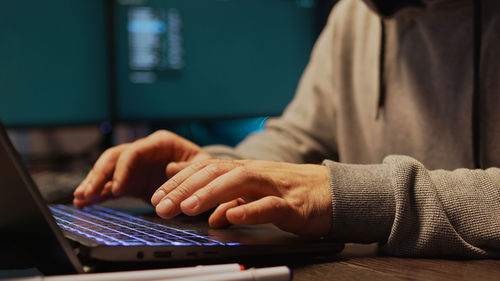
49, 205, 239, 247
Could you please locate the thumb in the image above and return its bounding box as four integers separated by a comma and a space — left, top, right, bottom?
209, 198, 247, 228
225, 196, 290, 226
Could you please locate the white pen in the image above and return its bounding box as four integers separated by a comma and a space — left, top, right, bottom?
158, 266, 292, 281
3, 263, 244, 281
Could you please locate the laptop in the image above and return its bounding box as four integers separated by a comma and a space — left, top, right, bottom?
0, 124, 344, 275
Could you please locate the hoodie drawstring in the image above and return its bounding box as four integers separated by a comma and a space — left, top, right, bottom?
376, 2, 483, 169
376, 17, 386, 120
473, 0, 482, 168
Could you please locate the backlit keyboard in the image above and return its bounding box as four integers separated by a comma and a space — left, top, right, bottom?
49, 204, 240, 247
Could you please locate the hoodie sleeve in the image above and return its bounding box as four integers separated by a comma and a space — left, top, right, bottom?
324, 155, 500, 258
205, 1, 500, 258
204, 10, 339, 164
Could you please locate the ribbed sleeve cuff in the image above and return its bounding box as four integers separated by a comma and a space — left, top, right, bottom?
323, 160, 395, 243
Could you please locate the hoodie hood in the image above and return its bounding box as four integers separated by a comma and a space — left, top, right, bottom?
363, 0, 424, 17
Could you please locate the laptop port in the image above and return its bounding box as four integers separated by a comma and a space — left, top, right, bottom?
136, 251, 144, 259
154, 251, 172, 258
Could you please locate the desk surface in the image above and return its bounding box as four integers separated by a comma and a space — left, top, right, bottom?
293, 243, 500, 281
1, 243, 499, 280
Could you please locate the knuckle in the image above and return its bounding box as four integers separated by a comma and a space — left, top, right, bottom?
173, 184, 192, 199
166, 162, 176, 171
96, 149, 116, 167
205, 164, 222, 176
267, 197, 283, 211
203, 183, 218, 197
124, 144, 140, 160
128, 139, 141, 150
167, 178, 195, 199
234, 166, 251, 178
151, 129, 166, 136
191, 159, 210, 170
288, 196, 306, 209
101, 147, 115, 158
116, 142, 131, 149
168, 176, 182, 189
165, 164, 177, 177
151, 129, 170, 139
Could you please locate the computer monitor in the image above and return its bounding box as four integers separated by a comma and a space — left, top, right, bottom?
114, 0, 319, 121
0, 0, 110, 128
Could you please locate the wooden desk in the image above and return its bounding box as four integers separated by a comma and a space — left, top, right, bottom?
292, 243, 500, 281
1, 243, 499, 280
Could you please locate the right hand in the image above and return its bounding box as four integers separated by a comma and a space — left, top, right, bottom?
73, 130, 211, 208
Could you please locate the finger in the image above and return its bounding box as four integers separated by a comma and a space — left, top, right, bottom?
82, 145, 128, 199
209, 198, 246, 228
155, 162, 235, 219
111, 133, 178, 196
166, 153, 213, 179
180, 167, 275, 216
73, 198, 95, 208
74, 181, 114, 208
151, 160, 211, 206
73, 194, 113, 208
225, 196, 290, 226
73, 169, 94, 199
165, 161, 191, 178
100, 181, 113, 197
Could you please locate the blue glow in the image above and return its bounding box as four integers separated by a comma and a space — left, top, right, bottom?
128, 20, 166, 34
50, 205, 240, 247
257, 117, 269, 132
51, 206, 136, 245
92, 205, 227, 245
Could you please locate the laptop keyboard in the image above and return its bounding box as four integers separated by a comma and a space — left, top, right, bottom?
49, 204, 240, 247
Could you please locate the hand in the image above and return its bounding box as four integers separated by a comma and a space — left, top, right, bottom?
150, 159, 332, 237
73, 130, 211, 208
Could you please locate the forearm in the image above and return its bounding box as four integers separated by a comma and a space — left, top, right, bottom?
325, 155, 500, 258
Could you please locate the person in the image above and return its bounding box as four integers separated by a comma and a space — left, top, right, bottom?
74, 0, 500, 258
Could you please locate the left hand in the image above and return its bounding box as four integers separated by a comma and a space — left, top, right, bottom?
150, 159, 332, 237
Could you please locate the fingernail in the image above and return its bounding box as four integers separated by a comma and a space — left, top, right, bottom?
151, 189, 166, 206
181, 196, 199, 211
156, 198, 174, 216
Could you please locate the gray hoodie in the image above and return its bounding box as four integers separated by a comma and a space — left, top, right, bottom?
205, 0, 500, 258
